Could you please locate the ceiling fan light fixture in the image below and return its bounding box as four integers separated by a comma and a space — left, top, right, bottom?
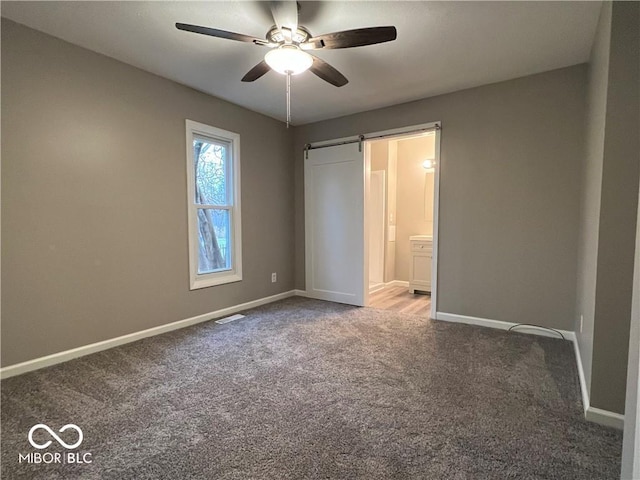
265, 45, 313, 75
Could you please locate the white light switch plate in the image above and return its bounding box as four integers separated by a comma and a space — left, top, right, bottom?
388, 225, 396, 242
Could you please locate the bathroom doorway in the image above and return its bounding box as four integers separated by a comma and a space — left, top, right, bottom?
365, 129, 439, 317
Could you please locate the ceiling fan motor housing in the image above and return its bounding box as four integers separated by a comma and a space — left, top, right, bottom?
266, 25, 311, 45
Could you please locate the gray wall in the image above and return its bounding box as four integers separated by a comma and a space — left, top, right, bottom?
1, 20, 295, 367
590, 2, 640, 414
575, 1, 640, 415
294, 66, 587, 331
622, 176, 640, 480
575, 1, 611, 404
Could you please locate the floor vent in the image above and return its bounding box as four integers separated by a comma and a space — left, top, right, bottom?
215, 314, 245, 325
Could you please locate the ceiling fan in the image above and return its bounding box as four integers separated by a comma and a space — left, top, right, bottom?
175, 1, 398, 88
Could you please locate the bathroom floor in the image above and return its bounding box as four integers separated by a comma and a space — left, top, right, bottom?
369, 285, 431, 316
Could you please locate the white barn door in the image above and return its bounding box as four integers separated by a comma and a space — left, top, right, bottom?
305, 143, 366, 306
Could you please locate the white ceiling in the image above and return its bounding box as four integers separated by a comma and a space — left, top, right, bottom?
2, 1, 601, 125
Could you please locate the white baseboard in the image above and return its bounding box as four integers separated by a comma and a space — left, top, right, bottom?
0, 290, 297, 380
386, 280, 409, 288
572, 335, 625, 430
435, 311, 573, 340
435, 311, 624, 430
586, 406, 625, 429
572, 336, 591, 416
293, 289, 309, 297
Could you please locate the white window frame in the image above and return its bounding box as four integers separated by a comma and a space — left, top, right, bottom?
185, 119, 242, 290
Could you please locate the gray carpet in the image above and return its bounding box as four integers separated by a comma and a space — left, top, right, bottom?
1, 297, 622, 479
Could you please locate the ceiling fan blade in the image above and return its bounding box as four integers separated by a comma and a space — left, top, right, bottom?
270, 1, 298, 40
176, 23, 263, 44
302, 26, 397, 50
309, 55, 348, 87
241, 60, 271, 82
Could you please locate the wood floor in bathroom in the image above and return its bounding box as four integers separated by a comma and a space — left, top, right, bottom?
369, 285, 431, 317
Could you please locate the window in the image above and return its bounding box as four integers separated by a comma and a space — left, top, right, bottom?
186, 120, 242, 289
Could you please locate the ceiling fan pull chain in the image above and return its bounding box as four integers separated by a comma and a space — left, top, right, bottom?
286, 71, 291, 128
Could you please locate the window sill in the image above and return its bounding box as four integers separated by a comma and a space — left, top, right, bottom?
190, 272, 242, 290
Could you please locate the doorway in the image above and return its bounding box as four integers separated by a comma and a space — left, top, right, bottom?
303, 121, 441, 317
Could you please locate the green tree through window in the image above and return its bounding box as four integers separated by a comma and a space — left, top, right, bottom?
194, 139, 231, 273
186, 120, 241, 290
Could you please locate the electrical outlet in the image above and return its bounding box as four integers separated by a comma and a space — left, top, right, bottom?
580, 314, 584, 333
271, 272, 277, 283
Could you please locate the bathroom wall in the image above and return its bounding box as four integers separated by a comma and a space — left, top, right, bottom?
395, 135, 436, 281
369, 140, 398, 283
370, 141, 388, 171
368, 135, 436, 284
369, 141, 389, 285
